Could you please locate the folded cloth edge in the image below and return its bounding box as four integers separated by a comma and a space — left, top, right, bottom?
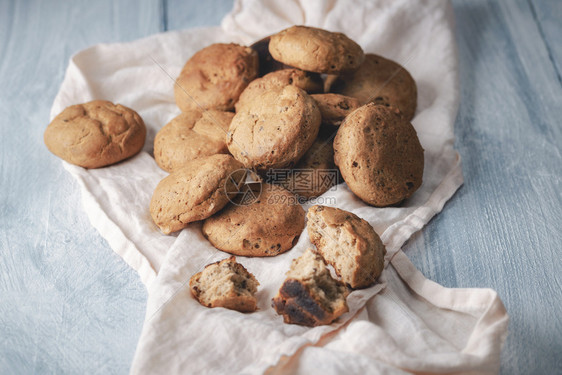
391, 250, 509, 374
63, 159, 158, 287
382, 152, 464, 255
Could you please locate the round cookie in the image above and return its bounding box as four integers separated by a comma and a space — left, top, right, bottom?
330, 54, 418, 121
227, 85, 321, 171
174, 43, 259, 112
268, 26, 364, 74
333, 103, 424, 207
267, 136, 339, 199
235, 68, 323, 112
150, 154, 246, 234
44, 100, 146, 168
202, 183, 305, 257
154, 110, 234, 172
311, 93, 362, 126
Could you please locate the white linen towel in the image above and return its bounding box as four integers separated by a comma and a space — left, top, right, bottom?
50, 0, 509, 373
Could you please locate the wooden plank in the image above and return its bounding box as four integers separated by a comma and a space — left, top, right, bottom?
529, 0, 562, 85
0, 0, 161, 373
1, 0, 560, 374
407, 1, 562, 374
165, 0, 234, 31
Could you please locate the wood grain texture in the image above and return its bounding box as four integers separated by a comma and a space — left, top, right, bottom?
165, 0, 235, 31
1, 0, 560, 374
407, 1, 562, 374
0, 0, 162, 373
530, 0, 562, 85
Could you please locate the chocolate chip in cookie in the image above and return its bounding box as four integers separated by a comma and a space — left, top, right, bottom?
329, 54, 418, 121
202, 183, 305, 257
227, 85, 321, 171
334, 103, 424, 207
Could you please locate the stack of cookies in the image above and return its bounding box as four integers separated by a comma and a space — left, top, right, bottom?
44, 25, 423, 326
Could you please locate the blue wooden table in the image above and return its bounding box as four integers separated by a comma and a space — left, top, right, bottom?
1, 1, 560, 373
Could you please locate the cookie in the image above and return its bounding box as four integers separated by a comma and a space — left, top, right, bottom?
150, 154, 246, 234
268, 26, 364, 74
272, 248, 349, 326
174, 43, 259, 112
189, 256, 259, 313
311, 93, 361, 126
307, 205, 386, 289
330, 54, 417, 121
235, 68, 323, 112
227, 85, 321, 170
333, 103, 424, 207
250, 36, 290, 76
44, 100, 146, 168
154, 110, 234, 172
266, 136, 339, 199
202, 183, 305, 257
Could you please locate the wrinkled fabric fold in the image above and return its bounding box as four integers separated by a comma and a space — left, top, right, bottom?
49, 0, 508, 373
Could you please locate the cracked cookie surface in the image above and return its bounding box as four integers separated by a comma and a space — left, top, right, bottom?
272, 248, 348, 326
307, 205, 386, 289
202, 183, 305, 257
267, 135, 339, 199
311, 93, 361, 126
154, 110, 234, 172
235, 68, 323, 112
329, 54, 418, 121
44, 100, 146, 168
174, 43, 259, 112
150, 154, 246, 234
190, 256, 259, 313
227, 85, 321, 171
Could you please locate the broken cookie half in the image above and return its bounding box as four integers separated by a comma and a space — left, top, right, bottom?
272, 248, 349, 326
189, 256, 259, 313
307, 205, 386, 289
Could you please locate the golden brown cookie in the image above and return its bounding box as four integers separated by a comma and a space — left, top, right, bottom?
174, 43, 259, 112
154, 110, 234, 172
227, 85, 321, 170
190, 256, 259, 313
268, 26, 364, 74
235, 68, 323, 112
267, 136, 339, 199
44, 100, 146, 168
333, 103, 424, 207
330, 54, 418, 121
202, 183, 305, 256
311, 93, 361, 126
272, 248, 349, 326
307, 205, 386, 289
150, 154, 246, 234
